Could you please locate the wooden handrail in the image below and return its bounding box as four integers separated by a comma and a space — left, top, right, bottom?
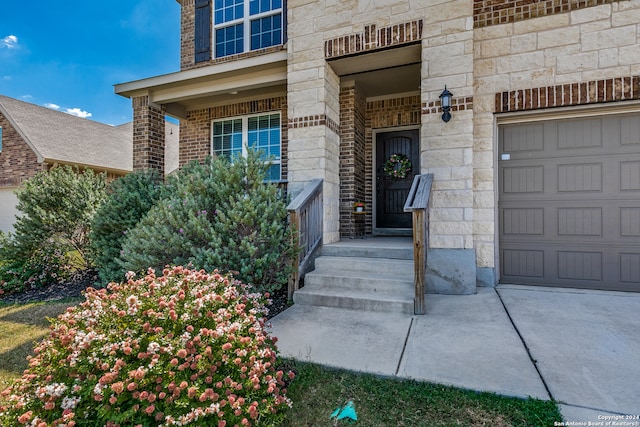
404, 174, 434, 315
287, 179, 323, 300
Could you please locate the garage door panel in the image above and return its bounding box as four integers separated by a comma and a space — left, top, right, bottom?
502, 208, 544, 235
558, 119, 602, 150
620, 253, 640, 283
620, 161, 640, 190
557, 207, 602, 236
557, 251, 602, 281
502, 248, 544, 278
501, 165, 544, 193
499, 112, 640, 291
620, 208, 640, 237
557, 163, 602, 192
619, 114, 640, 145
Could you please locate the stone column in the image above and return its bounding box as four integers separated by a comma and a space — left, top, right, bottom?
287, 63, 341, 244
132, 95, 165, 177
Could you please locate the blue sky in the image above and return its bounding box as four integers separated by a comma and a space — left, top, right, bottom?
0, 1, 181, 125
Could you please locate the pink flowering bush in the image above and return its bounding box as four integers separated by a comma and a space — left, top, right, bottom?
0, 266, 293, 426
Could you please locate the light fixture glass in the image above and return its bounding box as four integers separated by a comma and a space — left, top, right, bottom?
439, 86, 453, 122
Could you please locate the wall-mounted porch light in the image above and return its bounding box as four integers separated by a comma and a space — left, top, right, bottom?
439, 86, 453, 122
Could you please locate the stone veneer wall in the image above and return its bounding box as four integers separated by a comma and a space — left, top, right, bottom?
179, 97, 289, 178
472, 0, 640, 285
0, 112, 42, 187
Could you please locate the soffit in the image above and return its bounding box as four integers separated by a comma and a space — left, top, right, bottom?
328, 44, 422, 98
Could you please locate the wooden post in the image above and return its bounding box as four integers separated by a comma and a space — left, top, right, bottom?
413, 209, 426, 315
288, 210, 300, 301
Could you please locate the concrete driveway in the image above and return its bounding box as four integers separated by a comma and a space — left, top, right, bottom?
269, 285, 640, 423
496, 285, 640, 422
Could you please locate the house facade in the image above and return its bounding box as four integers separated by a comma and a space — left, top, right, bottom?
115, 0, 640, 293
0, 95, 179, 233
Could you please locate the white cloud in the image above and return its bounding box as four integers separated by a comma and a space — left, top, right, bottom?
1, 35, 18, 49
44, 103, 61, 110
65, 108, 92, 119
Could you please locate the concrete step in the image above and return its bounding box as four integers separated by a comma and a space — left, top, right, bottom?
321, 240, 413, 260
293, 238, 416, 314
304, 269, 413, 293
293, 285, 414, 314
313, 256, 413, 278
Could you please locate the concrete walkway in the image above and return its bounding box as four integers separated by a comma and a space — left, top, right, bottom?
268, 285, 640, 423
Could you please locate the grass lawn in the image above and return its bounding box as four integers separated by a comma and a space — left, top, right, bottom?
0, 301, 561, 426
281, 361, 561, 426
0, 300, 79, 391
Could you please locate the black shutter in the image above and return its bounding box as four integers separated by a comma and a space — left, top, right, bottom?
195, 0, 211, 63
282, 0, 287, 45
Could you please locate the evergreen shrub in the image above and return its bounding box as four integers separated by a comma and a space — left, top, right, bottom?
119, 151, 296, 295
0, 166, 106, 294
90, 169, 163, 284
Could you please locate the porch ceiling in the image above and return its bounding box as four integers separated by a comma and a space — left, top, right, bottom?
114, 51, 287, 119
328, 44, 422, 98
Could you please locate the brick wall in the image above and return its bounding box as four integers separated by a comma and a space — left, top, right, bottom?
0, 112, 42, 187
339, 83, 367, 238
473, 0, 624, 28
179, 96, 289, 178
179, 0, 195, 70
495, 76, 640, 112
132, 96, 166, 177
179, 0, 286, 71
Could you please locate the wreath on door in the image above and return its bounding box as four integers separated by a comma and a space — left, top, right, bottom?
383, 153, 412, 180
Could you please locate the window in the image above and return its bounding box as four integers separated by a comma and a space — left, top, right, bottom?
212, 113, 281, 181
0, 126, 3, 152
213, 0, 282, 58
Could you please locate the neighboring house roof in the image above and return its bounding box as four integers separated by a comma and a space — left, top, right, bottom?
116, 121, 180, 175
0, 95, 132, 173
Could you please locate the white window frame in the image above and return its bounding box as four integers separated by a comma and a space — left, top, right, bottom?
211, 112, 282, 181
213, 0, 283, 58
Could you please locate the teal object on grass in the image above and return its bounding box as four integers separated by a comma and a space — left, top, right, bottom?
330, 400, 358, 422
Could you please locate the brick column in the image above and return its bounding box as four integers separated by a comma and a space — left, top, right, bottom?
132, 95, 165, 177
339, 81, 366, 238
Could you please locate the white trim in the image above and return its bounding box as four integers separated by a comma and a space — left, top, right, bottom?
114, 51, 287, 97
212, 0, 283, 58
495, 100, 640, 124
210, 111, 282, 180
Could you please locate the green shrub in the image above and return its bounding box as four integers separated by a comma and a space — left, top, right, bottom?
90, 169, 163, 284
0, 266, 294, 426
0, 166, 106, 294
119, 151, 297, 294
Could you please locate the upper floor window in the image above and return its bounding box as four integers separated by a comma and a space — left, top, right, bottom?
213, 0, 283, 58
0, 126, 3, 152
212, 112, 281, 181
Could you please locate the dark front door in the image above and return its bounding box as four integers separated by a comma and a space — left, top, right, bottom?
376, 130, 419, 229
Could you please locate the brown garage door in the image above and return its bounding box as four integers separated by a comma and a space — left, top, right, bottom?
499, 112, 640, 291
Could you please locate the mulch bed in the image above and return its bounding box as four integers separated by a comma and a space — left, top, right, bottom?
0, 269, 291, 319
